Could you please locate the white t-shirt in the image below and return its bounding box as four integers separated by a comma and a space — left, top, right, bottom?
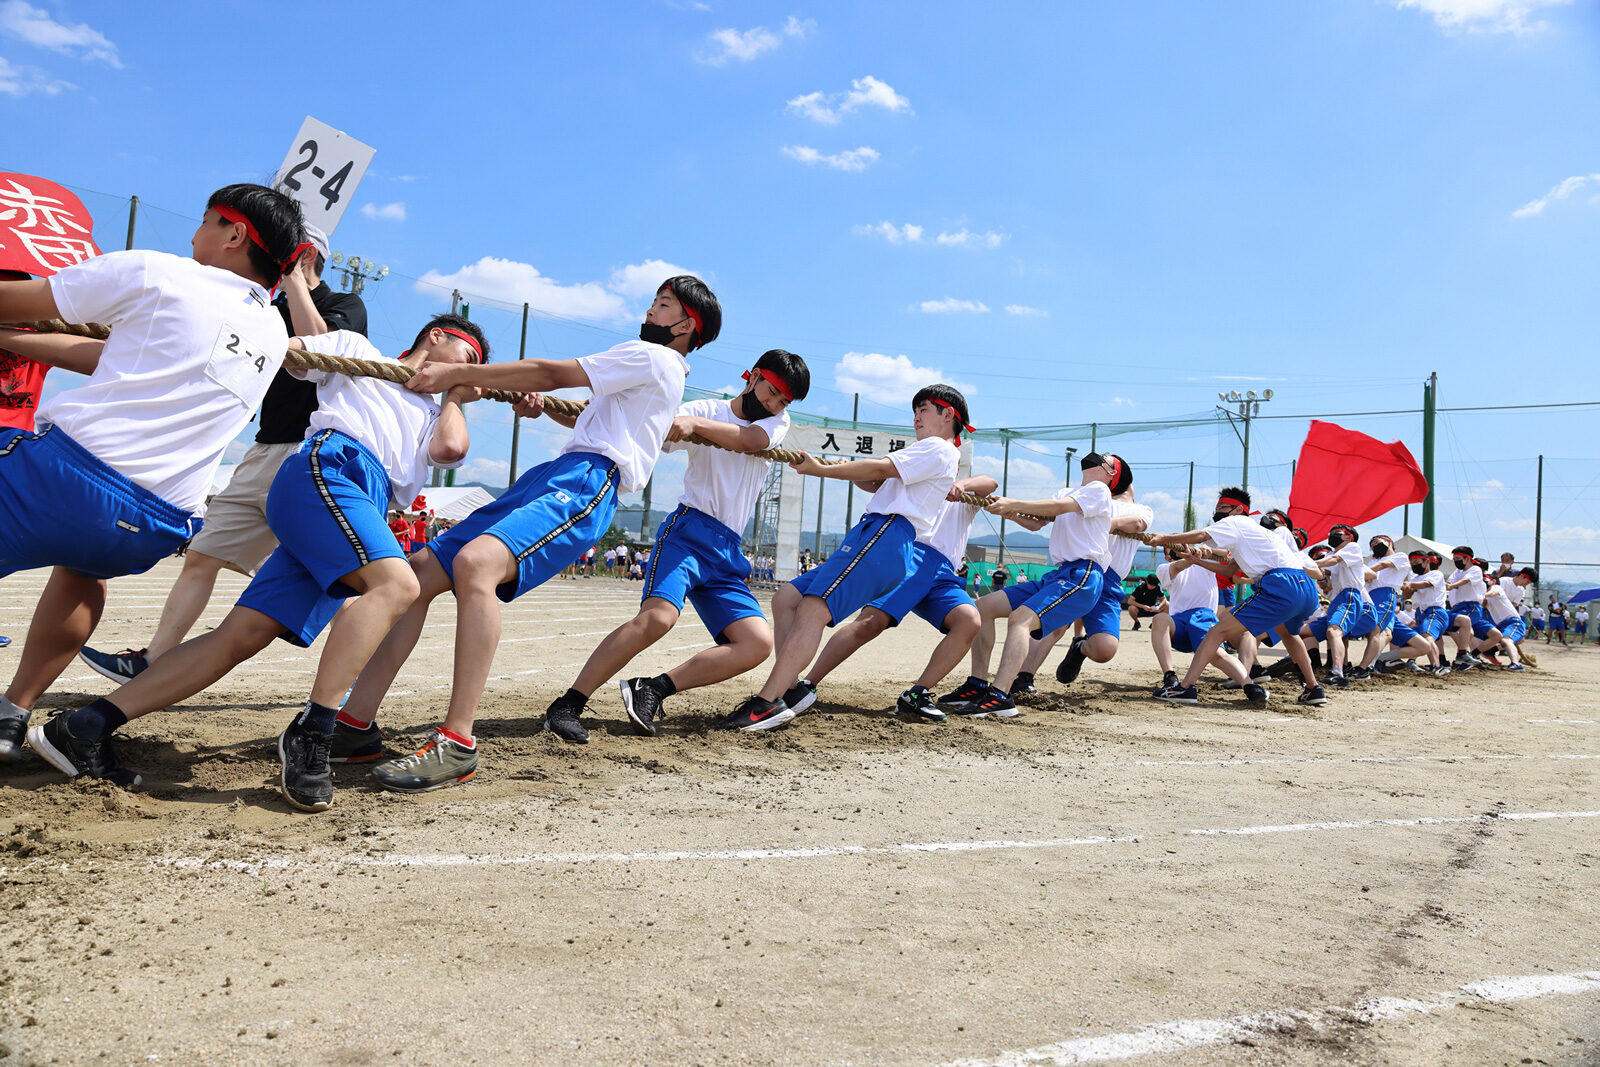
920, 497, 980, 570
42, 250, 287, 514
1499, 576, 1526, 609
1484, 583, 1517, 625
568, 340, 689, 494
664, 397, 788, 534
1157, 559, 1218, 616
1410, 570, 1446, 609
1105, 500, 1155, 576
294, 332, 459, 507
1327, 542, 1373, 604
1531, 603, 1546, 623
1395, 608, 1416, 628
863, 436, 959, 537
1367, 555, 1406, 592
1202, 515, 1301, 578
1447, 565, 1485, 606
1046, 481, 1113, 565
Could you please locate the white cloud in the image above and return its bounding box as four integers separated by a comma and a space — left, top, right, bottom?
360, 201, 407, 222
935, 228, 1006, 249
700, 15, 811, 64
834, 351, 978, 408
1101, 397, 1137, 409
606, 258, 697, 300
1005, 304, 1047, 317
787, 74, 911, 123
1389, 0, 1571, 34
972, 454, 1062, 500
0, 0, 120, 66
1513, 173, 1600, 218
853, 220, 924, 243
917, 297, 990, 313
782, 145, 880, 172
415, 256, 700, 322
0, 55, 70, 95
457, 458, 510, 486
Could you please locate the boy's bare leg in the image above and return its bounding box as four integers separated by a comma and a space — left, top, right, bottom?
439, 536, 519, 739
308, 557, 420, 708
666, 616, 773, 691
6, 567, 107, 710
146, 551, 228, 661
993, 608, 1045, 693
1180, 612, 1252, 689
805, 609, 890, 687
105, 607, 284, 720
1151, 613, 1177, 674
758, 597, 832, 702
914, 605, 981, 689
1022, 625, 1070, 675
570, 599, 681, 695
968, 591, 1011, 682
770, 582, 802, 653
340, 551, 456, 727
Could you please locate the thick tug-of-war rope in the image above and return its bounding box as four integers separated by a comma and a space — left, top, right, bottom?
10, 319, 1149, 531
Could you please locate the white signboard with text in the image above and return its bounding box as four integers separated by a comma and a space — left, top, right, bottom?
273, 116, 375, 234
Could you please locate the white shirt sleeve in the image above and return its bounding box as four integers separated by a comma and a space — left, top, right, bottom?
288, 330, 363, 385
1071, 481, 1113, 519
661, 398, 718, 455
1156, 562, 1173, 585
886, 437, 953, 486
48, 249, 152, 330
579, 344, 672, 396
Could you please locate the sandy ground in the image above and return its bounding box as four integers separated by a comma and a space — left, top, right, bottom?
1, 559, 1598, 1066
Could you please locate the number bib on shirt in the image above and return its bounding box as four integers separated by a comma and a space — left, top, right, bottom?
207, 322, 277, 405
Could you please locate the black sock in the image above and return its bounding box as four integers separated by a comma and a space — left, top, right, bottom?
298, 700, 339, 736
555, 687, 588, 711
652, 674, 677, 697
70, 698, 127, 740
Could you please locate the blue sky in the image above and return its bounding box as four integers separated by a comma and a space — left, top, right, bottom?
6, 0, 1600, 580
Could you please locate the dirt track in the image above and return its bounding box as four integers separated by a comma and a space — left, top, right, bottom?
2, 561, 1598, 1065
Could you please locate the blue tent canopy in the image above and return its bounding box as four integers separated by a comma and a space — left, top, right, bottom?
1567, 588, 1600, 605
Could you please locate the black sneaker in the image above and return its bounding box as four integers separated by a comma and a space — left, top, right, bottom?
782, 679, 818, 714
1243, 683, 1269, 705
1010, 671, 1036, 698
1055, 636, 1088, 685
938, 676, 990, 710
1451, 657, 1475, 673
1345, 666, 1372, 681
1160, 670, 1179, 690
1297, 685, 1328, 707
544, 699, 590, 744
896, 686, 946, 722
1248, 661, 1269, 681
1131, 619, 1141, 631
619, 677, 667, 737
277, 718, 333, 812
329, 719, 386, 763
1154, 683, 1199, 704
78, 645, 150, 684
716, 695, 794, 732
1326, 671, 1351, 689
0, 707, 27, 765
955, 686, 1017, 718
1431, 664, 1453, 677
27, 714, 141, 788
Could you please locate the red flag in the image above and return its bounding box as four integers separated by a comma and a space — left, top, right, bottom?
0, 173, 100, 276
1288, 420, 1429, 543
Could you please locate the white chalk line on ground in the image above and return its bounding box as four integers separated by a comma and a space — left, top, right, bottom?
73, 806, 1599, 877
942, 970, 1600, 1066
1101, 752, 1600, 769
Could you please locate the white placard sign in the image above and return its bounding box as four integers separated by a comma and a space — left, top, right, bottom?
274, 116, 375, 234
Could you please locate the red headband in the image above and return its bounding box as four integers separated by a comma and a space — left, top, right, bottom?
214, 205, 309, 273
742, 368, 792, 402
1106, 454, 1123, 488
437, 327, 483, 362
929, 398, 975, 441
1217, 495, 1259, 515
660, 287, 703, 348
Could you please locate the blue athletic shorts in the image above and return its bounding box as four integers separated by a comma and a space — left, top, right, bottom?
1451, 601, 1497, 639
237, 430, 399, 647
1532, 618, 1544, 632
1553, 616, 1567, 632
1170, 607, 1217, 654
1231, 567, 1319, 639
1416, 605, 1450, 641
1496, 616, 1527, 643
1079, 567, 1125, 639
428, 451, 618, 603
1370, 587, 1399, 634
642, 504, 762, 643
1390, 619, 1421, 647
1003, 558, 1104, 639
867, 544, 975, 632
1325, 588, 1377, 639
790, 512, 917, 626
0, 424, 199, 581
1218, 586, 1235, 608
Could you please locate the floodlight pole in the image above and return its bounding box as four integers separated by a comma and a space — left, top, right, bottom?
843, 393, 859, 528
1422, 372, 1437, 540
124, 195, 138, 250
1214, 391, 1272, 491
509, 302, 527, 487
1535, 454, 1544, 601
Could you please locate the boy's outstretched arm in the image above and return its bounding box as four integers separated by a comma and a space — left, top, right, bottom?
407, 357, 591, 396
0, 327, 103, 375
0, 278, 61, 324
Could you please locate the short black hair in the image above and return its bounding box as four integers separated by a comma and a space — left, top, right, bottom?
754, 349, 810, 401
1519, 566, 1539, 582
412, 314, 490, 363
1218, 487, 1250, 509
313, 252, 327, 276
1451, 544, 1474, 559
1104, 453, 1133, 494
912, 384, 970, 438
207, 183, 304, 285
660, 276, 721, 349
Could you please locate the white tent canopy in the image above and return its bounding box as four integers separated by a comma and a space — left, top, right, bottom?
1394, 534, 1453, 558
410, 486, 496, 520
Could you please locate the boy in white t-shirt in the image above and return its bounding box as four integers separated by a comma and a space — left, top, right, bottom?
540, 350, 809, 746
726, 385, 966, 731
335, 278, 719, 786
29, 316, 484, 806
952, 451, 1128, 718
1147, 547, 1251, 691
781, 474, 997, 722
0, 183, 304, 767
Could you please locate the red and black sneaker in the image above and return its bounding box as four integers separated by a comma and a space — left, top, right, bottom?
953, 685, 1017, 719
938, 675, 991, 710
717, 695, 794, 733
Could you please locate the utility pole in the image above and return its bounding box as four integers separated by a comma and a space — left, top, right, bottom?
998, 432, 1011, 566
1422, 371, 1437, 540
1215, 389, 1273, 490
843, 393, 859, 528
1184, 461, 1195, 529
509, 302, 527, 487
1535, 454, 1544, 602
450, 289, 461, 315
124, 195, 138, 250
814, 477, 825, 555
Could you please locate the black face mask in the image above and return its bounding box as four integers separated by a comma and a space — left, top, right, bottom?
735, 387, 768, 422
1212, 509, 1232, 523
1080, 451, 1106, 472
1453, 557, 1471, 570
1371, 543, 1388, 557
1411, 562, 1428, 574
1260, 514, 1283, 531
640, 315, 689, 348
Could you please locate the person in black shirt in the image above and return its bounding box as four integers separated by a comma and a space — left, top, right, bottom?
78, 223, 368, 684
1127, 572, 1166, 631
